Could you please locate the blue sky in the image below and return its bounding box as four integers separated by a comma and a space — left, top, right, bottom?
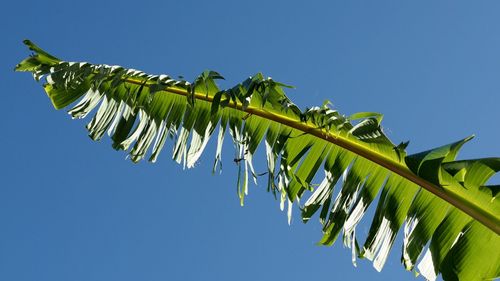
2, 1, 499, 280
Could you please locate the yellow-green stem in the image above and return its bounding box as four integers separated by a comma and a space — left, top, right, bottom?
124, 77, 500, 235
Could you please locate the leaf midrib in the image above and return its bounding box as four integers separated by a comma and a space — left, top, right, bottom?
118, 75, 499, 235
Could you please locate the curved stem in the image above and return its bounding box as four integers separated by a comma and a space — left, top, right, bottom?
124, 77, 500, 235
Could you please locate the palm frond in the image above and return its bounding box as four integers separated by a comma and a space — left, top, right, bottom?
16, 40, 500, 280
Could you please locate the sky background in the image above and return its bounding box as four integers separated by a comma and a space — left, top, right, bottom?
1, 1, 500, 281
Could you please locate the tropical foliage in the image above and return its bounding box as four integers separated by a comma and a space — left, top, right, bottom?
16, 40, 499, 280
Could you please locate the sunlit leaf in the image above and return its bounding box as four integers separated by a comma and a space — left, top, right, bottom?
16, 40, 500, 281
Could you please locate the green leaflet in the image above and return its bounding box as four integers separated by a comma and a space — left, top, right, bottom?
361, 174, 420, 271
440, 221, 500, 280
402, 188, 450, 272
401, 137, 472, 273
421, 156, 500, 280
349, 111, 384, 125
15, 40, 60, 75
16, 40, 500, 281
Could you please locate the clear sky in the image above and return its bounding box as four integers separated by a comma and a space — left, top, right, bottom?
2, 1, 499, 281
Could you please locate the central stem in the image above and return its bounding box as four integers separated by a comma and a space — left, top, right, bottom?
123, 76, 500, 235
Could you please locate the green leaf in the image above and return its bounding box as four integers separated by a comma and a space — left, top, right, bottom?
16, 41, 500, 281
349, 111, 384, 125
